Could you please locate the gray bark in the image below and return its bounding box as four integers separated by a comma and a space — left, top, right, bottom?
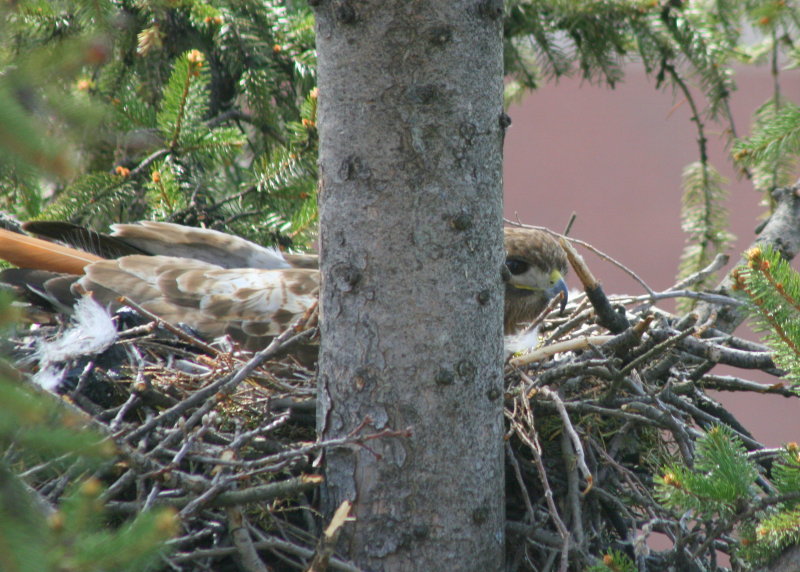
315, 1, 506, 570
696, 183, 800, 333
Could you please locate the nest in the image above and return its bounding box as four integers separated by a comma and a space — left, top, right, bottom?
2, 234, 795, 572
501, 232, 795, 571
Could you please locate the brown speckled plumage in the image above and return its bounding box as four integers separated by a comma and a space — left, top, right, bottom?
0, 222, 567, 348
81, 256, 319, 350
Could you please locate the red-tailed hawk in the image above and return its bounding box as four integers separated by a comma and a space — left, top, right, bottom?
0, 221, 567, 349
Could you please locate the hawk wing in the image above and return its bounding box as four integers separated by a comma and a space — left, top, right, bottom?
81, 255, 319, 349
22, 220, 300, 270
107, 221, 294, 270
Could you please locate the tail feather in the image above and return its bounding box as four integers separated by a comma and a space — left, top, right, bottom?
23, 221, 145, 258
0, 268, 79, 312
0, 228, 104, 275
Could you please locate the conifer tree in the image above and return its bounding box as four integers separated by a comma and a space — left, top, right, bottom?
4, 1, 800, 571
0, 0, 319, 249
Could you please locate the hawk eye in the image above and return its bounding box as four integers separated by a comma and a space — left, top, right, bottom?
505, 259, 529, 275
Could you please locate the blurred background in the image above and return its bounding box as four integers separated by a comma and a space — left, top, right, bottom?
503, 64, 800, 447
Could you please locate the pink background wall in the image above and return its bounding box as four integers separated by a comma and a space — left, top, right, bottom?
503, 65, 800, 446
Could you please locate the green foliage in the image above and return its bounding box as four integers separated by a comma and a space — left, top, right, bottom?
732, 245, 800, 387
0, 369, 175, 571
0, 83, 77, 181
0, 465, 177, 572
586, 550, 636, 572
502, 0, 745, 291
42, 173, 139, 228
728, 1, 800, 199
42, 479, 177, 572
0, 290, 175, 571
0, 291, 110, 474
156, 50, 214, 150
733, 102, 800, 194
0, 0, 114, 173
0, 380, 111, 472
772, 447, 800, 500
503, 0, 738, 105
738, 507, 800, 567
0, 0, 318, 249
655, 425, 800, 568
656, 425, 759, 519
504, 0, 641, 93
736, 447, 800, 567
2, 0, 798, 263
4, 1, 800, 570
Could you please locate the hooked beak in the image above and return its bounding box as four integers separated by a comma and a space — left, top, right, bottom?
546, 273, 568, 314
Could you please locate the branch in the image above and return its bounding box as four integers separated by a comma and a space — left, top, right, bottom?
697, 183, 800, 333
105, 475, 322, 514
558, 237, 630, 334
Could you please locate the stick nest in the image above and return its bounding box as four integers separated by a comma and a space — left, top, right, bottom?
2, 244, 795, 571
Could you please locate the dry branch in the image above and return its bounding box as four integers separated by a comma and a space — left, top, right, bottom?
4, 226, 798, 571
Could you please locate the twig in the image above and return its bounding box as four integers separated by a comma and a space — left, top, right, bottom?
648, 328, 778, 372
560, 430, 585, 547
129, 148, 171, 178
106, 475, 323, 514
545, 301, 594, 343
505, 441, 536, 523
514, 288, 569, 339
670, 253, 730, 291
619, 289, 743, 307
563, 212, 577, 236
227, 505, 268, 572
535, 385, 593, 493
117, 294, 222, 357
124, 325, 315, 444
306, 500, 353, 572
698, 374, 793, 395
510, 335, 615, 367
504, 220, 657, 297
558, 237, 630, 333
622, 401, 695, 464
169, 537, 363, 572
619, 326, 696, 377
659, 389, 762, 450
696, 183, 800, 333
509, 391, 571, 571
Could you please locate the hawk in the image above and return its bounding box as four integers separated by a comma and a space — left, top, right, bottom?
0, 221, 567, 350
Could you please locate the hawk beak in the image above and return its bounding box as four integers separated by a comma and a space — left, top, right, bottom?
547, 273, 568, 314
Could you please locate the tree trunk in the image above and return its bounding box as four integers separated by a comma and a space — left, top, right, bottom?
315, 1, 506, 569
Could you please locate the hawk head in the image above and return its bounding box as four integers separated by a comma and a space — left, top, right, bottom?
503, 227, 568, 335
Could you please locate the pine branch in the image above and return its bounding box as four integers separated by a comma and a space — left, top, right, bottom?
732, 245, 800, 386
